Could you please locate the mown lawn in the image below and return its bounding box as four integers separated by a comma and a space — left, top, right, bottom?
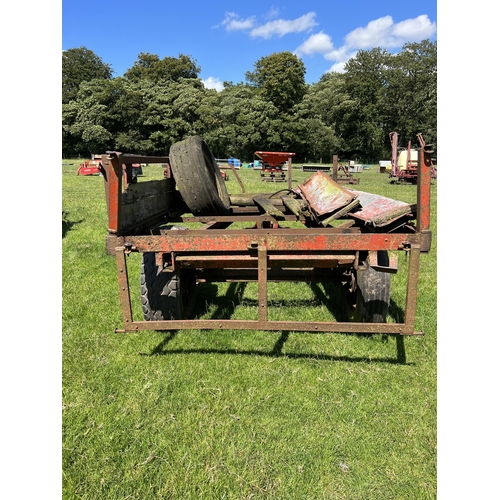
62, 160, 437, 499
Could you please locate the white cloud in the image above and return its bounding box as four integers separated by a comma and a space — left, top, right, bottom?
219, 11, 317, 39
327, 61, 349, 74
250, 12, 318, 39
294, 31, 333, 56
264, 7, 280, 21
221, 12, 256, 31
218, 11, 436, 79
202, 77, 224, 92
345, 14, 436, 49
344, 15, 394, 49
295, 15, 436, 76
392, 15, 436, 42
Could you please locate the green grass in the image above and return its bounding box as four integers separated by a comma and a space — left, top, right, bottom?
62, 162, 437, 499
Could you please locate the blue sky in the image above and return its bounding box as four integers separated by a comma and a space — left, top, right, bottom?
62, 0, 437, 89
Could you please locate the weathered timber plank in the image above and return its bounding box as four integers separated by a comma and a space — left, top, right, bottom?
252, 196, 286, 218
229, 193, 285, 206
281, 196, 304, 216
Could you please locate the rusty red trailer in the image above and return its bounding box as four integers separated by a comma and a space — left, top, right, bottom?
100, 135, 433, 337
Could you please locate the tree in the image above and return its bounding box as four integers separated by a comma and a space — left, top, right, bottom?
62, 78, 119, 156
382, 40, 437, 151
124, 53, 201, 82
62, 47, 113, 104
245, 52, 307, 114
202, 84, 282, 159
342, 48, 391, 160
62, 43, 437, 161
296, 73, 352, 159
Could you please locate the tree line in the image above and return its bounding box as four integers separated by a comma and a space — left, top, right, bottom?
62, 41, 436, 163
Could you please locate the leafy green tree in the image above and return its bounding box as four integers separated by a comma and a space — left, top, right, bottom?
382, 40, 437, 152
141, 78, 214, 152
62, 43, 437, 161
296, 73, 353, 160
245, 52, 307, 115
341, 47, 393, 161
62, 78, 119, 156
62, 47, 113, 104
203, 84, 282, 159
124, 53, 201, 82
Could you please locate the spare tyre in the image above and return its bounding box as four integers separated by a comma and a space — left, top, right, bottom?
169, 135, 231, 215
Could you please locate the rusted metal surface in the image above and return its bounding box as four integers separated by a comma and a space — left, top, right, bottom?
114, 236, 424, 336
346, 190, 413, 227
101, 137, 433, 338
119, 230, 419, 253
255, 151, 296, 167
115, 318, 423, 335
255, 151, 295, 183
295, 171, 358, 216
417, 148, 432, 233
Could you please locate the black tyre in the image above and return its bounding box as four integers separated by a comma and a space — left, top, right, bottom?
140, 252, 196, 321
344, 251, 391, 323
169, 135, 231, 215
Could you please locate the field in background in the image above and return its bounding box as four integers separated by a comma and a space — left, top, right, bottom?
62, 160, 437, 499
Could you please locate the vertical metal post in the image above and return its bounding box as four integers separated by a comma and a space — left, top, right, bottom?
116, 248, 133, 327
258, 245, 268, 324
390, 132, 398, 177
417, 147, 432, 232
287, 157, 292, 190
105, 153, 122, 234
403, 245, 421, 330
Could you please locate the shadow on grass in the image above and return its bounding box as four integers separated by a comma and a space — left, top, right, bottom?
142, 332, 412, 365
141, 280, 410, 364
195, 282, 248, 319
62, 210, 83, 238
143, 326, 409, 365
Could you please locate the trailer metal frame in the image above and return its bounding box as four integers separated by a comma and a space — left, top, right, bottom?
100, 144, 433, 337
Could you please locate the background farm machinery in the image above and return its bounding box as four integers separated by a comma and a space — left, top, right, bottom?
254, 151, 295, 182
302, 157, 360, 185
78, 154, 143, 181
99, 135, 433, 338
387, 132, 437, 184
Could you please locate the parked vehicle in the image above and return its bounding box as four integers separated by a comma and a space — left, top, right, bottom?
100, 135, 433, 340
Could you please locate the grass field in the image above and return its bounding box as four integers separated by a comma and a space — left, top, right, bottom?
62, 161, 437, 499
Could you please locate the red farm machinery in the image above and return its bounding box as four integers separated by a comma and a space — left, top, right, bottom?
388, 132, 437, 184
76, 156, 102, 176
77, 155, 143, 181
255, 151, 295, 182
99, 134, 433, 342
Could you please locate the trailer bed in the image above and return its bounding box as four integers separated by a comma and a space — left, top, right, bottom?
99, 138, 433, 337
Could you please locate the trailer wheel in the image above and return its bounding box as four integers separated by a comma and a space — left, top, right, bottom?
140, 252, 196, 321
169, 135, 231, 215
344, 251, 391, 323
